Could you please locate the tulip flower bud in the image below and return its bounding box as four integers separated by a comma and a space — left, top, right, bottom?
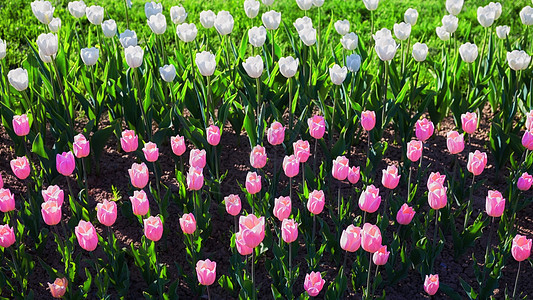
461, 112, 478, 134
407, 140, 423, 162
206, 125, 221, 146
101, 19, 117, 38
281, 218, 298, 243
171, 135, 186, 156
124, 46, 143, 69
340, 224, 361, 252
446, 131, 465, 154
224, 194, 241, 216
359, 185, 381, 213
214, 11, 234, 35
299, 27, 317, 46
428, 182, 447, 210
382, 165, 401, 189
239, 214, 265, 248
396, 203, 416, 225
86, 5, 104, 25
496, 25, 510, 39
334, 20, 350, 35
304, 272, 325, 297
56, 151, 75, 176
200, 10, 216, 29
273, 196, 291, 221
477, 5, 496, 28
346, 54, 361, 73
177, 23, 197, 42
361, 223, 382, 253
427, 172, 446, 189
42, 185, 64, 206
520, 6, 533, 26
37, 33, 58, 57
31, 0, 55, 25
507, 50, 531, 71
120, 129, 138, 152
361, 110, 376, 131
196, 259, 217, 285
242, 55, 264, 78
144, 215, 163, 242
119, 30, 137, 48
130, 190, 149, 216
415, 118, 434, 141
294, 16, 313, 33
348, 166, 361, 184
48, 17, 61, 33
307, 190, 325, 215
283, 155, 300, 178
404, 8, 418, 25
48, 277, 67, 298
332, 156, 349, 181
373, 245, 390, 265
144, 1, 162, 19
245, 172, 262, 195
97, 199, 117, 226
186, 167, 204, 190
179, 213, 197, 234
262, 10, 281, 30
267, 121, 286, 145
159, 64, 176, 82
374, 35, 397, 61
73, 133, 90, 158
0, 224, 15, 248
485, 190, 505, 218
189, 149, 206, 168
244, 0, 260, 19
248, 26, 267, 48
41, 200, 62, 226
75, 220, 98, 251
412, 42, 428, 62
195, 51, 216, 77
0, 188, 15, 213
250, 145, 267, 169
329, 64, 347, 85
340, 32, 358, 51
362, 0, 379, 11
128, 162, 149, 189
68, 1, 86, 19
147, 13, 167, 35
279, 56, 299, 78
467, 150, 487, 176
0, 39, 6, 61
12, 114, 30, 137
442, 14, 458, 33
459, 42, 478, 63
10, 156, 30, 180
424, 274, 439, 295
517, 172, 533, 191
511, 234, 532, 261
393, 22, 411, 41
436, 26, 451, 41
235, 231, 253, 255
170, 6, 187, 24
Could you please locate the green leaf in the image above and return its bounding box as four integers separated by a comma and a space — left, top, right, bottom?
31, 133, 48, 159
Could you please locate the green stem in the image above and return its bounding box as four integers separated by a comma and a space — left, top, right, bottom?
52, 58, 72, 133
481, 216, 495, 290
123, 0, 130, 28
256, 77, 262, 144
474, 28, 488, 87
431, 209, 439, 273
464, 175, 476, 229
407, 166, 412, 202
82, 157, 89, 204
366, 251, 372, 299
513, 261, 521, 298
381, 61, 389, 128
133, 69, 151, 139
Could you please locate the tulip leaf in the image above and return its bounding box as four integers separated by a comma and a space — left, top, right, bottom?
31, 132, 48, 159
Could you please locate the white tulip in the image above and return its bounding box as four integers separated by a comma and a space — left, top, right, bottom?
80, 47, 99, 66
507, 50, 531, 71
459, 43, 478, 63
39, 49, 53, 63
248, 26, 267, 48
477, 5, 495, 28
299, 27, 317, 46
86, 5, 104, 25
496, 25, 510, 39
313, 0, 324, 7
145, 1, 162, 19
263, 0, 275, 5
362, 0, 379, 11
159, 64, 177, 82
31, 1, 55, 25
177, 23, 198, 42
334, 20, 350, 36
340, 32, 358, 51
147, 13, 167, 35
374, 37, 397, 61
279, 56, 299, 78
244, 0, 260, 19
242, 55, 264, 78
8, 68, 29, 91
102, 20, 117, 38
0, 39, 6, 60
346, 54, 361, 72
262, 10, 281, 30
393, 22, 411, 41
214, 11, 234, 35
120, 30, 137, 48
48, 17, 61, 33
195, 51, 216, 76
293, 16, 313, 33
412, 42, 428, 62
488, 2, 502, 20
436, 26, 450, 41
520, 6, 533, 26
329, 64, 347, 85
124, 46, 144, 69
296, 0, 313, 11
200, 10, 216, 28
372, 28, 392, 43
404, 8, 418, 25
37, 33, 58, 57
68, 1, 86, 19
446, 0, 463, 16
170, 6, 187, 24
442, 14, 458, 34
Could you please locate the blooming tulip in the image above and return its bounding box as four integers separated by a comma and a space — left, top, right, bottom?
436, 26, 451, 41
189, 149, 206, 168
0, 189, 15, 213
42, 185, 64, 206
361, 223, 382, 253
428, 182, 447, 210
243, 55, 264, 78
517, 172, 533, 191
144, 1, 162, 19
361, 110, 376, 131
279, 56, 300, 77
248, 26, 267, 48
407, 140, 423, 162
412, 42, 428, 62
346, 54, 361, 72
461, 112, 478, 134
340, 224, 361, 252
299, 27, 317, 46
294, 17, 313, 33
307, 190, 325, 215
186, 167, 204, 190
48, 277, 67, 298
10, 156, 30, 180
340, 32, 358, 51
442, 14, 459, 33
507, 50, 531, 71
244, 0, 260, 18
524, 130, 533, 150
73, 133, 90, 158
373, 245, 390, 265
415, 118, 434, 141
427, 172, 446, 189
0, 224, 15, 248
31, 0, 54, 24
348, 166, 360, 184
404, 8, 418, 25
375, 36, 397, 61
80, 47, 99, 66
329, 64, 347, 85
304, 272, 325, 297
511, 235, 532, 262
101, 19, 117, 38
206, 125, 221, 146
68, 1, 85, 19
224, 194, 241, 216
477, 5, 496, 28
125, 46, 143, 68
362, 0, 379, 11
170, 6, 187, 24
293, 140, 310, 163
37, 33, 58, 57
393, 22, 411, 41
200, 10, 216, 28
459, 43, 478, 63
281, 218, 298, 243
56, 152, 75, 176
382, 165, 401, 189
235, 231, 253, 255
283, 155, 300, 178
308, 115, 325, 139
86, 5, 104, 25
485, 190, 505, 217
467, 150, 488, 176
273, 196, 291, 221
75, 220, 98, 251
0, 39, 6, 60
246, 172, 261, 195
332, 156, 349, 181
214, 11, 234, 35
267, 121, 286, 145
296, 0, 313, 10
128, 162, 149, 189
424, 274, 439, 295
520, 6, 533, 26
334, 20, 350, 35
159, 64, 176, 82
446, 131, 465, 154
12, 114, 30, 137
41, 200, 61, 226
179, 213, 197, 234
8, 68, 28, 91
121, 129, 138, 152
359, 185, 381, 213
250, 145, 267, 169
196, 259, 217, 285
171, 135, 186, 156
144, 216, 163, 242
262, 10, 281, 30
239, 214, 265, 248
130, 190, 149, 216
496, 25, 510, 39
176, 23, 197, 42
119, 30, 137, 48
195, 51, 216, 77
96, 200, 117, 226
396, 203, 416, 225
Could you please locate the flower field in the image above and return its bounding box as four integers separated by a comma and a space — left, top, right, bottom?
1, 0, 533, 299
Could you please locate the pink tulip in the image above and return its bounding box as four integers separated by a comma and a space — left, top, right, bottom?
196, 259, 217, 286
144, 215, 163, 242
12, 114, 30, 137
48, 277, 68, 298
517, 172, 533, 191
283, 155, 300, 178
239, 214, 265, 248
427, 172, 446, 189
0, 224, 15, 248
73, 133, 90, 158
307, 115, 326, 139
304, 271, 325, 297
281, 218, 298, 243
187, 167, 204, 190
406, 140, 423, 162
428, 182, 447, 210
307, 190, 325, 215
361, 110, 376, 131
485, 190, 505, 218
41, 201, 62, 226
171, 135, 186, 156
446, 131, 465, 154
424, 274, 439, 296
224, 194, 241, 216
511, 234, 532, 262
415, 118, 434, 141
97, 200, 117, 226
179, 213, 197, 234
267, 121, 286, 145
128, 162, 149, 189
75, 220, 98, 251
10, 156, 30, 180
340, 224, 361, 252
348, 166, 360, 184
526, 110, 533, 131
273, 196, 292, 221
372, 245, 390, 265
332, 156, 349, 181
130, 190, 150, 216
189, 149, 207, 168
522, 130, 533, 150
461, 112, 478, 134
361, 223, 382, 253
235, 231, 253, 255
0, 188, 15, 213
0, 172, 3, 188
359, 184, 381, 213
293, 139, 310, 163
467, 150, 487, 176
382, 165, 401, 189
206, 125, 221, 146
42, 185, 64, 206
250, 145, 267, 169
120, 129, 138, 152
142, 142, 159, 162
56, 152, 75, 176
245, 172, 262, 195
396, 203, 416, 225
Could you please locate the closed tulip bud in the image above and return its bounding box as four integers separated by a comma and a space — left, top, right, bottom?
436, 26, 451, 41
394, 22, 411, 40
307, 190, 325, 215
282, 218, 298, 243
396, 203, 416, 225
361, 223, 382, 253
467, 150, 488, 176
296, 0, 313, 10
48, 17, 61, 33
189, 149, 206, 168
10, 156, 30, 180
428, 182, 447, 210
171, 135, 186, 156
304, 271, 325, 297
0, 189, 15, 213
224, 194, 241, 216
144, 1, 162, 19
12, 114, 30, 137
75, 220, 98, 251
427, 172, 446, 189
404, 8, 418, 25
41, 200, 61, 226
235, 231, 253, 255
250, 145, 267, 169
147, 13, 166, 35
359, 185, 381, 213
334, 19, 350, 35
170, 6, 187, 24
262, 10, 281, 30
177, 23, 197, 42
130, 190, 149, 216
412, 42, 428, 62
446, 131, 465, 154
101, 19, 117, 37
124, 46, 143, 68
56, 152, 75, 176
128, 162, 149, 189
340, 224, 361, 252
279, 56, 299, 78
37, 33, 58, 57
329, 64, 347, 85
496, 25, 510, 39
332, 156, 349, 181
346, 54, 361, 73
486, 190, 505, 217
120, 129, 138, 152
373, 245, 390, 265
520, 6, 533, 26
361, 110, 376, 131
179, 213, 197, 234
415, 118, 434, 141
511, 234, 532, 261
246, 172, 262, 195
442, 14, 458, 33
460, 112, 478, 134
80, 47, 99, 67
0, 39, 6, 60
206, 125, 221, 146
293, 140, 311, 163
459, 42, 478, 63
73, 134, 90, 158
273, 196, 292, 221
283, 155, 300, 178
187, 167, 204, 190
407, 140, 423, 162
48, 277, 67, 298
200, 10, 216, 28
239, 214, 265, 248
195, 51, 216, 77
375, 37, 397, 61
244, 0, 260, 18
86, 5, 104, 25
215, 11, 234, 35
97, 200, 117, 226
159, 64, 176, 83
299, 27, 317, 46
507, 50, 531, 71
424, 274, 439, 295
68, 1, 86, 19
248, 26, 267, 48
196, 259, 217, 285
144, 216, 163, 242
142, 142, 159, 162
243, 55, 264, 78
119, 30, 137, 48
340, 32, 358, 51
382, 165, 401, 189
293, 16, 313, 33
362, 0, 379, 11
0, 224, 15, 248
517, 172, 533, 191
267, 121, 286, 145
42, 185, 64, 206
348, 166, 361, 184
31, 0, 55, 25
